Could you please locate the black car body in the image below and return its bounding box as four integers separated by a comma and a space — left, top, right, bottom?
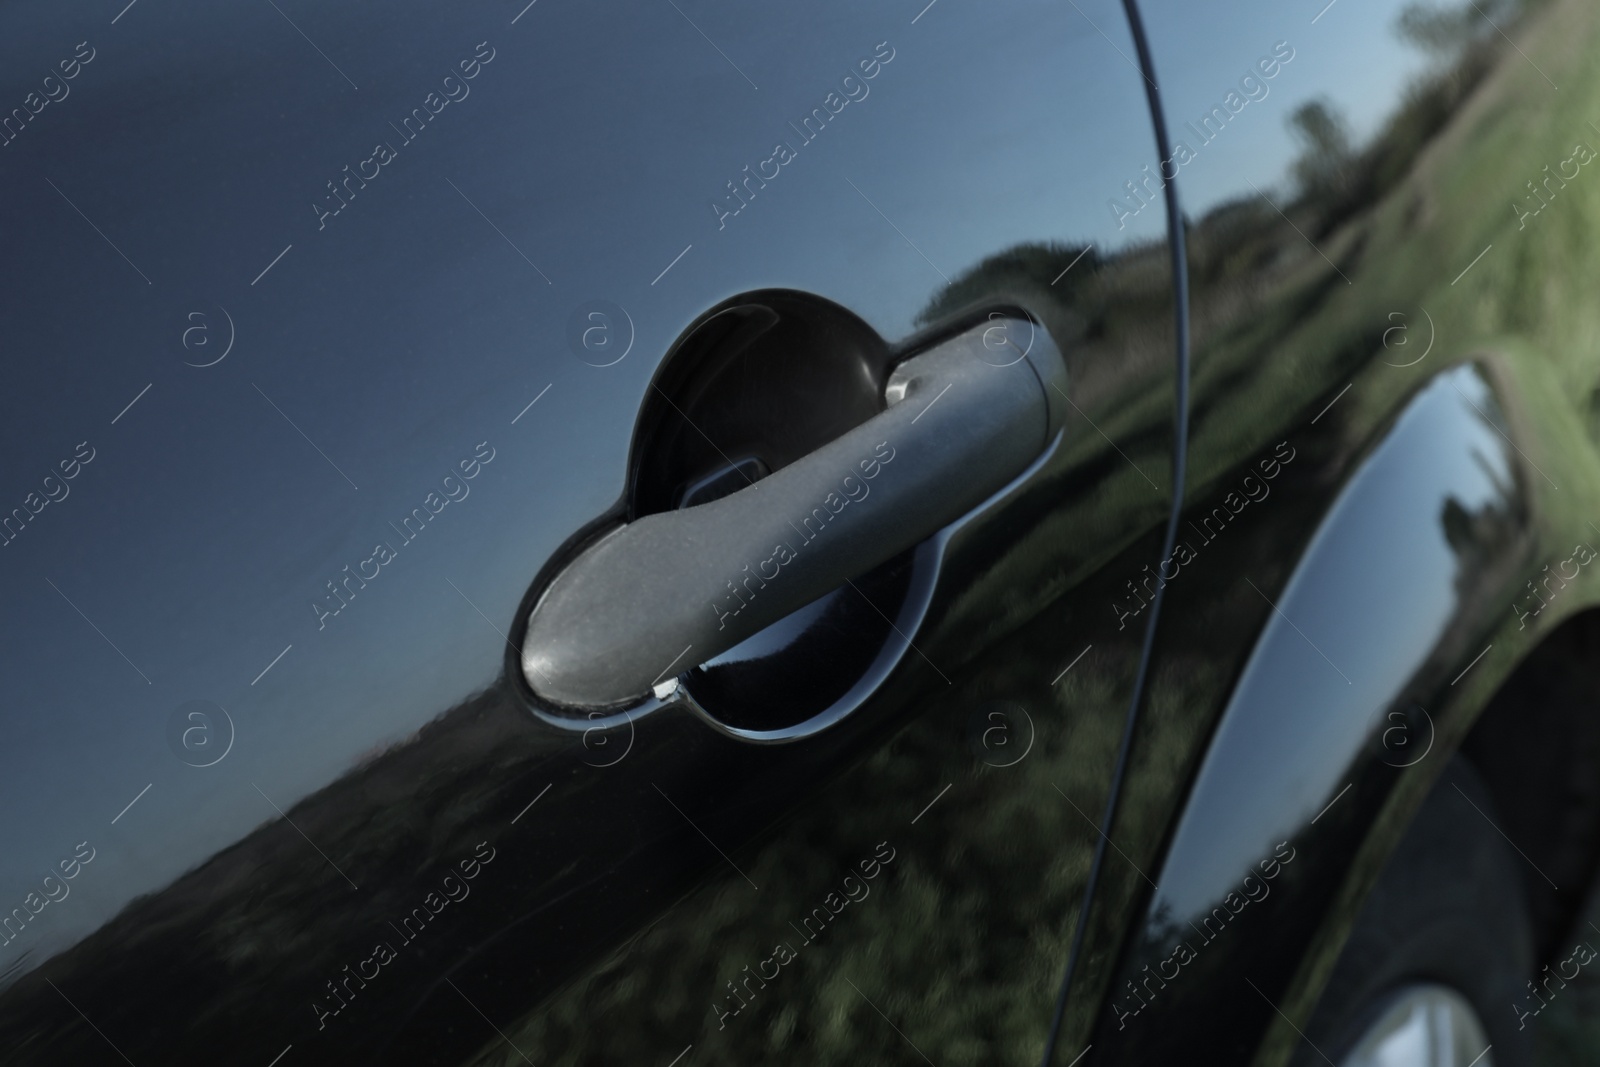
1, 0, 1597, 1064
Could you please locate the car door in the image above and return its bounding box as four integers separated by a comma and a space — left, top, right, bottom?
0, 2, 1174, 1064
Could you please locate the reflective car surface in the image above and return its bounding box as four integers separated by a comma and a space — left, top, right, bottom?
2, 1, 1599, 1065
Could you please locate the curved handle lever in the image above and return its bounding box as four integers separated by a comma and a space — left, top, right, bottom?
522, 317, 1067, 708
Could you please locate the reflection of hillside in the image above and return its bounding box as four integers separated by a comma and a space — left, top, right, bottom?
877, 0, 1584, 1058
465, 528, 1214, 1066
902, 235, 1183, 681
10, 1, 1582, 1061
917, 238, 1173, 418
910, 0, 1570, 545
1293, 33, 1506, 241
0, 684, 606, 1065
1172, 0, 1569, 476
458, 231, 1193, 1067
1443, 433, 1530, 610
885, 2, 1554, 664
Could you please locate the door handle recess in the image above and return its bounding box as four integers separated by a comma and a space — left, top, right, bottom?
521, 317, 1067, 708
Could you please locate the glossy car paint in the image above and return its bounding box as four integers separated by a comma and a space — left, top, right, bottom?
0, 2, 1175, 1064
1093, 362, 1534, 1060
1, 0, 1595, 1065
1052, 0, 1600, 1062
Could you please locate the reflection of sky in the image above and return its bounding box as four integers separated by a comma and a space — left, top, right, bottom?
1152, 367, 1516, 923
0, 2, 1165, 971
1140, 0, 1435, 212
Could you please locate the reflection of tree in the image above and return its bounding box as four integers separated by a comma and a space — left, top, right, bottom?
1290, 0, 1543, 240
1397, 0, 1521, 59
1150, 0, 1557, 509
1442, 455, 1529, 612
1289, 99, 1353, 202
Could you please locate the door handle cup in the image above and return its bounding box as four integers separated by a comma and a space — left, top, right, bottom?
521, 317, 1067, 708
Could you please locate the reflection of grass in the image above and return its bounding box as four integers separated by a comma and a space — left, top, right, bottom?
1018, 0, 1600, 550
467, 604, 1154, 1065
1182, 0, 1600, 490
